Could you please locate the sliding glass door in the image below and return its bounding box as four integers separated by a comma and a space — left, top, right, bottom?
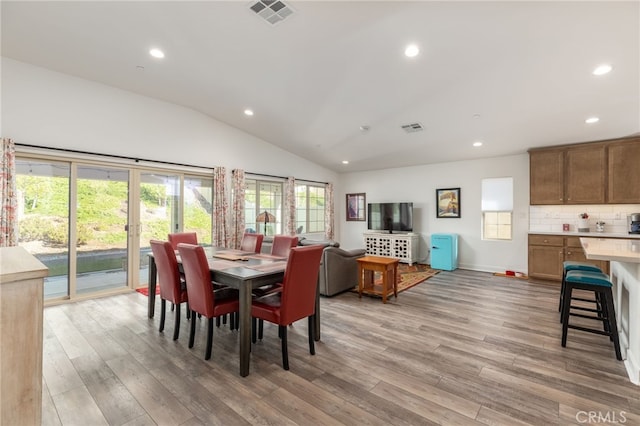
16, 159, 70, 299
75, 165, 130, 295
16, 155, 214, 302
138, 171, 180, 286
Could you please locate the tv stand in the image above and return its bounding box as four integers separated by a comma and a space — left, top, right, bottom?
364, 231, 419, 265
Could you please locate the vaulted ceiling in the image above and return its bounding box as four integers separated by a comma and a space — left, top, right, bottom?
2, 1, 639, 172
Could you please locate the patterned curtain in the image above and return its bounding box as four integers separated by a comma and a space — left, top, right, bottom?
231, 169, 245, 249
324, 182, 334, 240
212, 167, 229, 247
284, 176, 296, 236
1, 138, 17, 247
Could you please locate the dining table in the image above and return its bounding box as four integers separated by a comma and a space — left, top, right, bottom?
146, 246, 321, 377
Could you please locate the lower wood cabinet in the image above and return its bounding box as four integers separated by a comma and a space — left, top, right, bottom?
528, 234, 609, 281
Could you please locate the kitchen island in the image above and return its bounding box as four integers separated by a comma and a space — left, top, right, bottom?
580, 237, 640, 385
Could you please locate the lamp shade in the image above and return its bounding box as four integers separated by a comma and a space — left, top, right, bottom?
256, 211, 276, 224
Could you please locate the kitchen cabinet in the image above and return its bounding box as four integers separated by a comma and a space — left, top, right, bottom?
528, 234, 609, 281
565, 143, 606, 204
529, 149, 564, 205
529, 143, 605, 205
608, 137, 640, 204
528, 235, 564, 280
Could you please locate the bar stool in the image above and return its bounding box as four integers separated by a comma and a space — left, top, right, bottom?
559, 261, 603, 321
561, 270, 622, 360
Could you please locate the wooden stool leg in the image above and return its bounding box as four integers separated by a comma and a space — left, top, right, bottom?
604, 289, 623, 361
561, 283, 572, 347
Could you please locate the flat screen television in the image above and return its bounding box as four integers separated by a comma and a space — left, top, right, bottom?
367, 202, 413, 233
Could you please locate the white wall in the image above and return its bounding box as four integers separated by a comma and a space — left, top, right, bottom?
2, 58, 340, 234
339, 155, 531, 274
1, 58, 337, 184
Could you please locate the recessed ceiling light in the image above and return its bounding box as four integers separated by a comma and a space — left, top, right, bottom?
593, 64, 612, 76
342, 160, 349, 165
359, 125, 370, 132
585, 117, 600, 124
404, 44, 419, 58
473, 141, 483, 147
244, 109, 254, 116
149, 48, 165, 59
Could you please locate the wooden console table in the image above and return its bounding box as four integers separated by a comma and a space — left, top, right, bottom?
357, 255, 400, 304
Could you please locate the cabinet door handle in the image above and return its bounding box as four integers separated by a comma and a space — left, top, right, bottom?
543, 239, 548, 243
566, 251, 572, 255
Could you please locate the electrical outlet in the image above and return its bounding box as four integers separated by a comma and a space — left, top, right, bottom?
615, 212, 622, 220
553, 212, 560, 219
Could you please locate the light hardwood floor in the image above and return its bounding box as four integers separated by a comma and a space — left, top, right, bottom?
42, 269, 640, 425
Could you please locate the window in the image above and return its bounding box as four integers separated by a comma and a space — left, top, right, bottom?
295, 183, 326, 234
481, 177, 513, 240
245, 179, 282, 236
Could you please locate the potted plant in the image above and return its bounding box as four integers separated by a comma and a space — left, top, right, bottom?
578, 213, 590, 232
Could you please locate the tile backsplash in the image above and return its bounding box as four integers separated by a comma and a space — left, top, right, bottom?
529, 204, 640, 234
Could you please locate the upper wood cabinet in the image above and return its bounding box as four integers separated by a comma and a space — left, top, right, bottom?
530, 144, 605, 204
530, 136, 640, 205
565, 143, 606, 204
529, 148, 564, 204
608, 137, 640, 203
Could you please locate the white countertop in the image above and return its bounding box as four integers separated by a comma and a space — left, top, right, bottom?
580, 237, 640, 264
530, 231, 640, 239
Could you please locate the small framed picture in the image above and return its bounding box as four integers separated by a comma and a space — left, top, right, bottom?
346, 193, 366, 221
436, 188, 461, 218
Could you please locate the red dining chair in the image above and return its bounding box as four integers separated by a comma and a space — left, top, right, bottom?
168, 232, 198, 250
251, 245, 324, 370
271, 235, 299, 257
240, 232, 264, 253
149, 240, 189, 340
252, 235, 300, 298
177, 243, 240, 360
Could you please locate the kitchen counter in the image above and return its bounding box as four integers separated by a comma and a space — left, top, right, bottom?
580, 238, 640, 263
581, 237, 640, 385
530, 231, 640, 239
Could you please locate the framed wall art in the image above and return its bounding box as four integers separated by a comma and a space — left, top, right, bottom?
346, 193, 366, 221
436, 187, 460, 218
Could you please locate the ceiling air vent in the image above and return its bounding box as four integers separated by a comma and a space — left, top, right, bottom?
401, 122, 424, 133
249, 0, 294, 25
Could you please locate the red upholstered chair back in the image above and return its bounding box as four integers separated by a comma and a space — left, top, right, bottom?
280, 245, 324, 325
168, 232, 198, 250
150, 240, 184, 304
240, 232, 264, 253
177, 243, 214, 318
271, 235, 299, 258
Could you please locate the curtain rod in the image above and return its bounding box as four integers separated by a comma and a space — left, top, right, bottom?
246, 171, 328, 185
15, 143, 215, 171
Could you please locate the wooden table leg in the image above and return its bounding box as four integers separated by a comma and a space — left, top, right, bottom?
382, 267, 388, 304
314, 279, 320, 341
147, 256, 157, 318
393, 263, 398, 298
358, 264, 364, 298
239, 281, 252, 377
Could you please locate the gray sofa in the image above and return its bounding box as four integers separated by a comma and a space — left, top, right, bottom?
261, 236, 365, 296
318, 246, 367, 296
